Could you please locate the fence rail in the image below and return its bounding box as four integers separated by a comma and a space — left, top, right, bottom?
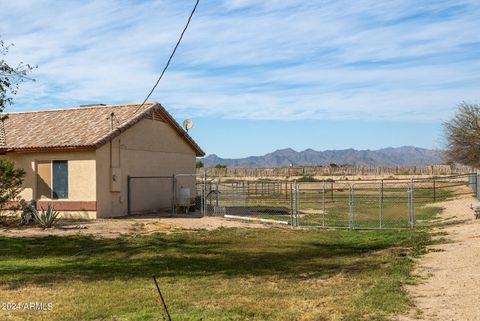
126, 173, 478, 230
199, 164, 475, 178
200, 173, 478, 230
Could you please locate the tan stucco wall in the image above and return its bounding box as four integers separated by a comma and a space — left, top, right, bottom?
3, 118, 197, 219
96, 118, 196, 218
6, 151, 96, 201
0, 210, 97, 220
5, 151, 97, 218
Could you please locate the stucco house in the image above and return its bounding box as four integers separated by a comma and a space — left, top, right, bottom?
0, 102, 204, 219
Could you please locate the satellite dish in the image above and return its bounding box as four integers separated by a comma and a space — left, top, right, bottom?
183, 119, 193, 132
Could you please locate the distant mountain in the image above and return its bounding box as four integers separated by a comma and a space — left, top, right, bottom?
201, 146, 444, 168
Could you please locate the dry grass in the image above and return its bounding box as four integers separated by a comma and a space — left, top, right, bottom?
0, 209, 440, 321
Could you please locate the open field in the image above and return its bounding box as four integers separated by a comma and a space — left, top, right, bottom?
0, 205, 441, 321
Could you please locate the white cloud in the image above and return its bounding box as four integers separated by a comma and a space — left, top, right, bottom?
1, 0, 479, 121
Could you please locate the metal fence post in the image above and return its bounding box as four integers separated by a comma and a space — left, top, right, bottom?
379, 180, 383, 229
127, 175, 131, 215
204, 172, 208, 216
200, 179, 204, 216
331, 182, 334, 201
349, 184, 354, 229
322, 181, 326, 227
407, 182, 411, 228
477, 173, 480, 200
171, 174, 176, 215
296, 181, 300, 227
411, 179, 416, 228
290, 182, 294, 227
293, 181, 296, 227
215, 180, 219, 207
408, 178, 415, 229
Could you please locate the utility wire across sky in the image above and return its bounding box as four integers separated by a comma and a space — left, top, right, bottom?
133, 0, 200, 115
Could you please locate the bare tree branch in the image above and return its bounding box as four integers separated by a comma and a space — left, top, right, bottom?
444, 102, 480, 167
0, 39, 36, 116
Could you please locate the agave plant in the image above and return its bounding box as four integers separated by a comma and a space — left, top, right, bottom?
37, 205, 60, 228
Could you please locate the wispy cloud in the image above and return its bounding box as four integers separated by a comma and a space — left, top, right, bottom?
1, 0, 479, 121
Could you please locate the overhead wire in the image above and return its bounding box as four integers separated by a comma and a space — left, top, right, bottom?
132, 0, 200, 115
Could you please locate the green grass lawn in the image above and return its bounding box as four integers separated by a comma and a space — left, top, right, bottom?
240, 184, 459, 229
0, 207, 440, 321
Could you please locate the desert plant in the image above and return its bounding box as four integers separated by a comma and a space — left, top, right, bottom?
37, 205, 60, 228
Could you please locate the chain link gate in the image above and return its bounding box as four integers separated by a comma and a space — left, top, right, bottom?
202, 178, 296, 225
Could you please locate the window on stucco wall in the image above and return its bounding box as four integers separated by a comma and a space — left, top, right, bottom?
36, 160, 68, 199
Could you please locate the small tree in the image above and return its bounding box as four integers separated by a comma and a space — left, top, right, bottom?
196, 160, 204, 169
0, 158, 25, 209
444, 103, 480, 167
215, 164, 227, 169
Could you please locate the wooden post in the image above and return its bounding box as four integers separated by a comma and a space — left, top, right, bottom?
433, 179, 436, 202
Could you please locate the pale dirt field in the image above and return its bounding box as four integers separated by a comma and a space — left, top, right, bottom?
398, 195, 480, 321
218, 174, 462, 181
0, 213, 269, 239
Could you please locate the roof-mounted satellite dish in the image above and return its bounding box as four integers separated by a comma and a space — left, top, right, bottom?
183, 119, 193, 132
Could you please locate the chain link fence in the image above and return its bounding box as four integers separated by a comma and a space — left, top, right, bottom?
126, 173, 479, 229
200, 173, 479, 229
294, 180, 414, 229
202, 179, 294, 224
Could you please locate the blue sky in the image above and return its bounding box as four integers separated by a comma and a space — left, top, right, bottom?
1, 0, 479, 158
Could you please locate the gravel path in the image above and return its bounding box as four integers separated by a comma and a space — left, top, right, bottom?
398, 196, 480, 321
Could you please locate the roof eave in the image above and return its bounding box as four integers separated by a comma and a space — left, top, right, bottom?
93, 102, 205, 157
0, 145, 96, 153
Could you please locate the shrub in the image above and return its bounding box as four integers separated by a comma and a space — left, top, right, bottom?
0, 158, 25, 209
37, 205, 60, 228
297, 175, 320, 182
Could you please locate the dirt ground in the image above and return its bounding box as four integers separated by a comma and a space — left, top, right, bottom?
398, 196, 480, 321
0, 213, 270, 239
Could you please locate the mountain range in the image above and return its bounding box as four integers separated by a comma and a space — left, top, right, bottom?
201, 146, 444, 168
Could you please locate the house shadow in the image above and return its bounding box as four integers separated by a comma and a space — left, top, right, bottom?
0, 230, 400, 290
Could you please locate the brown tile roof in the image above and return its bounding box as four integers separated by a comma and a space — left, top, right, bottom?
0, 102, 204, 156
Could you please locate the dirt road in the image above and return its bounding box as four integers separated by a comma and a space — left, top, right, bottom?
399, 196, 480, 321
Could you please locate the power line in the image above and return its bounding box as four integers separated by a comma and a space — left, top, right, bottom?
133, 0, 200, 115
